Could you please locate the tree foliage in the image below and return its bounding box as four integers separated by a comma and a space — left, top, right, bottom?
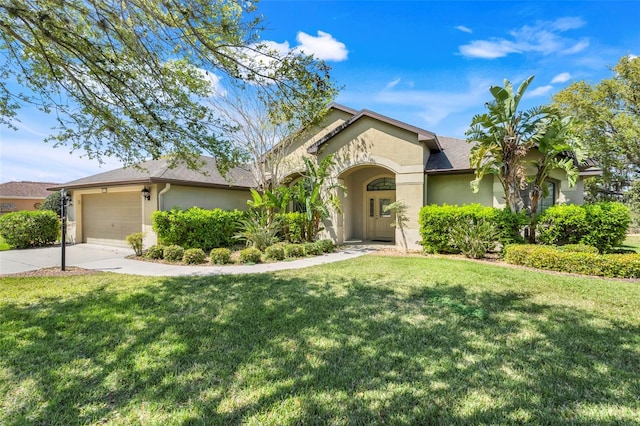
553, 55, 640, 201
39, 190, 61, 216
0, 0, 337, 170
466, 76, 555, 212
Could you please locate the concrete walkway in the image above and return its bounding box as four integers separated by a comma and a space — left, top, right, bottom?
0, 243, 379, 277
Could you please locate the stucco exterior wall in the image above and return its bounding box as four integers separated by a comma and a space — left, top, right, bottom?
161, 185, 251, 212
427, 174, 494, 206
0, 197, 46, 214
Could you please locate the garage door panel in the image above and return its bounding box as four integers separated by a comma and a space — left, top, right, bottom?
83, 192, 142, 247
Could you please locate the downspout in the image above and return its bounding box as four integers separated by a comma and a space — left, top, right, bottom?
158, 183, 171, 211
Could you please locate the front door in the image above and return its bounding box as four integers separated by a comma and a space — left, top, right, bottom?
366, 191, 395, 241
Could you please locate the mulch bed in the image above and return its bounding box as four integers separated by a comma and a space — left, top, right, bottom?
1, 267, 101, 278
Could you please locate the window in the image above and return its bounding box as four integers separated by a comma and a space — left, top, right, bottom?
520, 181, 556, 214
366, 177, 395, 191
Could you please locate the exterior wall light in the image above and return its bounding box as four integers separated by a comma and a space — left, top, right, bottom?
141, 187, 151, 201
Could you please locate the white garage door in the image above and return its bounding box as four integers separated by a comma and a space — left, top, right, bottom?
83, 192, 142, 247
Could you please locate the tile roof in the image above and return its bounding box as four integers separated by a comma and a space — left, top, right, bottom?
0, 181, 60, 198
49, 156, 257, 190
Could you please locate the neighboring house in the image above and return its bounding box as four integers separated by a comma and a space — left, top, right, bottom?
0, 181, 59, 215
53, 103, 600, 249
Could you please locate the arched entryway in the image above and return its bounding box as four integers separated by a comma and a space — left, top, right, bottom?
364, 177, 396, 242
338, 165, 396, 243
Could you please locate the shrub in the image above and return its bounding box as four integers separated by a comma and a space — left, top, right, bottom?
152, 207, 243, 251
234, 212, 280, 251
315, 239, 335, 253
556, 244, 599, 254
278, 212, 305, 243
183, 248, 206, 264
284, 243, 305, 258
146, 244, 164, 259
125, 232, 144, 256
163, 245, 185, 263
449, 219, 497, 259
504, 244, 640, 278
581, 202, 630, 253
264, 244, 286, 261
536, 202, 630, 253
303, 242, 321, 256
0, 210, 59, 249
493, 207, 528, 245
239, 247, 262, 264
39, 190, 62, 216
210, 248, 232, 265
419, 204, 499, 253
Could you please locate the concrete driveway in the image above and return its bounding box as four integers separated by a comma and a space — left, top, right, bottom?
0, 243, 378, 277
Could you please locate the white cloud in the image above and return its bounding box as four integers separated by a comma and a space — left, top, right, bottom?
527, 85, 554, 97
459, 40, 521, 59
294, 31, 348, 61
384, 78, 401, 90
459, 17, 589, 59
551, 72, 572, 84
455, 25, 472, 33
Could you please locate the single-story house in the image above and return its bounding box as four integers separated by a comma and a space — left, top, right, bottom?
0, 181, 59, 215
52, 103, 600, 249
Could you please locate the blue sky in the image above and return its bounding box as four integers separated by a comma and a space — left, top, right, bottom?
1, 0, 638, 183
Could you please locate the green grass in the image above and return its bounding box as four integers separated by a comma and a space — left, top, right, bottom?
620, 234, 640, 253
1, 255, 639, 425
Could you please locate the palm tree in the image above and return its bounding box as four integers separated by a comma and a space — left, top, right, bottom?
526, 114, 582, 242
466, 76, 553, 213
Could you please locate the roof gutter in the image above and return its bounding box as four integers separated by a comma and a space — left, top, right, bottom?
158, 183, 171, 211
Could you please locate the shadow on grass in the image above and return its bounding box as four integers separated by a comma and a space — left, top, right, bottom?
1, 267, 639, 424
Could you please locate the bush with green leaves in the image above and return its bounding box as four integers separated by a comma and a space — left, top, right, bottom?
419, 204, 502, 254
504, 244, 640, 278
315, 239, 335, 253
39, 190, 62, 216
163, 245, 185, 263
125, 232, 144, 256
146, 244, 164, 259
537, 202, 630, 253
449, 219, 497, 259
210, 248, 232, 265
284, 243, 305, 258
0, 210, 59, 249
303, 242, 321, 256
234, 212, 280, 251
239, 247, 262, 264
277, 212, 306, 243
264, 244, 286, 261
183, 248, 206, 264
152, 207, 243, 251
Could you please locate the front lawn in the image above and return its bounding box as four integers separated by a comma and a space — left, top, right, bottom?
621, 234, 640, 253
1, 255, 639, 424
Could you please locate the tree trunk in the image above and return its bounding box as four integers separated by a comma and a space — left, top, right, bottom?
504, 180, 526, 213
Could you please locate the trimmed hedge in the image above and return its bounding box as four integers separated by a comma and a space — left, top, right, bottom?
419, 204, 525, 254
163, 245, 185, 263
537, 202, 630, 253
0, 210, 59, 248
264, 244, 286, 261
239, 247, 262, 264
284, 243, 305, 258
146, 245, 165, 259
152, 207, 244, 251
183, 248, 206, 264
210, 248, 232, 265
504, 244, 640, 278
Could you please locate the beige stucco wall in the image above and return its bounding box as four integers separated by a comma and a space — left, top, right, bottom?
427, 174, 494, 206
160, 185, 251, 212
285, 114, 429, 250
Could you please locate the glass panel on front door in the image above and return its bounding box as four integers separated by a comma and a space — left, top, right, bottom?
380, 198, 391, 217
